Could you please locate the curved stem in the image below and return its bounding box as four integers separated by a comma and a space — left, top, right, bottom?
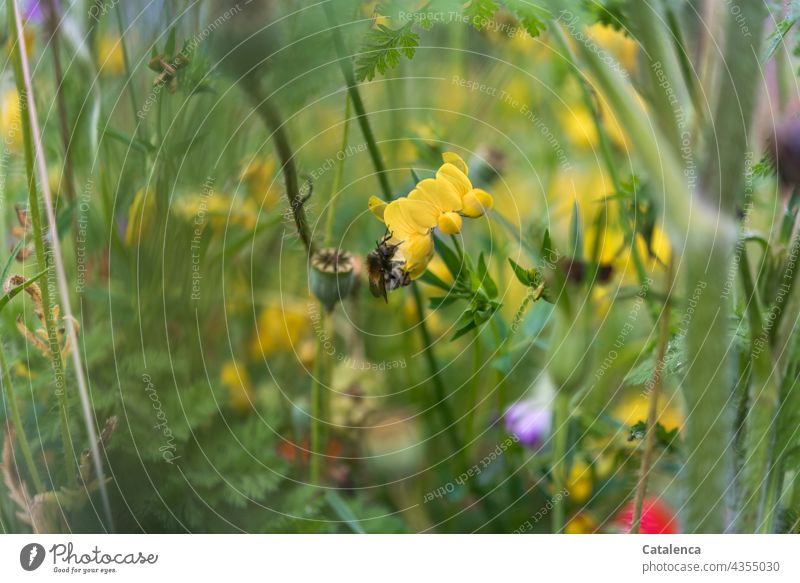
245, 80, 315, 254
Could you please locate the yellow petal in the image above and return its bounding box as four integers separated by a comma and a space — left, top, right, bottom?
437, 211, 462, 235
368, 195, 387, 222
385, 197, 438, 238
400, 234, 434, 277
409, 178, 462, 213
442, 152, 468, 176
437, 163, 473, 197
462, 188, 494, 218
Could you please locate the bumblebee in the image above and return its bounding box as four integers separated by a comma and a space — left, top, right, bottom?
366, 234, 411, 302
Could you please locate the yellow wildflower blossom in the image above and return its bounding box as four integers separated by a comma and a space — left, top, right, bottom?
250, 301, 308, 359
369, 152, 494, 280
565, 511, 598, 534
566, 459, 592, 503
220, 360, 253, 413
97, 34, 124, 76
1, 89, 23, 152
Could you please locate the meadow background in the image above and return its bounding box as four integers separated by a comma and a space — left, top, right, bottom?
0, 0, 799, 534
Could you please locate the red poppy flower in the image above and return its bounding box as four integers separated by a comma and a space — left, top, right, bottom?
616, 497, 679, 534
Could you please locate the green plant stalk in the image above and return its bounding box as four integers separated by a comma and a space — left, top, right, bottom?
738, 248, 781, 532
114, 2, 148, 145
702, 0, 769, 533
310, 310, 325, 486
7, 0, 77, 487
627, 1, 693, 150
324, 95, 352, 248
630, 259, 674, 533
323, 4, 394, 200
0, 343, 45, 493
244, 79, 314, 254
551, 390, 570, 534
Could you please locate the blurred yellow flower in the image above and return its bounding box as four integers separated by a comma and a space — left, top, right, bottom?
565, 511, 598, 534
220, 360, 253, 413
566, 459, 592, 503
614, 393, 684, 433
125, 188, 155, 246
369, 152, 494, 280
172, 193, 257, 231
250, 302, 309, 359
1, 89, 23, 151
240, 156, 280, 207
587, 23, 638, 72
97, 34, 124, 76
562, 107, 598, 149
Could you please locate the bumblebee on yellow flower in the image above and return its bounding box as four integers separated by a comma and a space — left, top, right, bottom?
367, 152, 494, 281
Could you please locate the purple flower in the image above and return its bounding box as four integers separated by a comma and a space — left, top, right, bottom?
22, 0, 57, 23
504, 400, 551, 448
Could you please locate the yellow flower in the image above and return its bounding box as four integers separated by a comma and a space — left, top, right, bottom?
565, 512, 598, 534
368, 152, 494, 280
97, 34, 124, 76
220, 360, 253, 413
126, 188, 155, 246
562, 107, 598, 149
587, 23, 638, 72
566, 459, 592, 503
1, 89, 23, 152
249, 302, 308, 359
614, 393, 684, 434
240, 156, 280, 207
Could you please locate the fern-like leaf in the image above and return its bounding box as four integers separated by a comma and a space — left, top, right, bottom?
355, 23, 419, 82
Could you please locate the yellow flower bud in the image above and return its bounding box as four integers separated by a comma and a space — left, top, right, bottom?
461, 188, 494, 218
368, 195, 387, 221
437, 211, 462, 235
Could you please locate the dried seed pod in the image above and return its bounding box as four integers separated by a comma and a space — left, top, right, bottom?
309, 248, 356, 312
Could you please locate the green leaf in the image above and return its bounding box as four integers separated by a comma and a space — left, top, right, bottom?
762, 1, 800, 63
0, 241, 24, 284
451, 319, 478, 340
418, 270, 452, 291
165, 26, 177, 57
0, 268, 48, 314
477, 252, 498, 299
355, 23, 419, 82
502, 0, 548, 37
434, 235, 467, 283
540, 228, 555, 261
508, 258, 532, 286
465, 0, 499, 29
325, 490, 366, 534
429, 295, 459, 309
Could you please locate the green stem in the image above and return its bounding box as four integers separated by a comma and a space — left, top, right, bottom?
0, 343, 45, 493
630, 259, 674, 533
7, 0, 77, 487
551, 391, 569, 534
244, 80, 315, 254
310, 310, 325, 486
114, 2, 147, 145
325, 95, 352, 248
323, 4, 394, 200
